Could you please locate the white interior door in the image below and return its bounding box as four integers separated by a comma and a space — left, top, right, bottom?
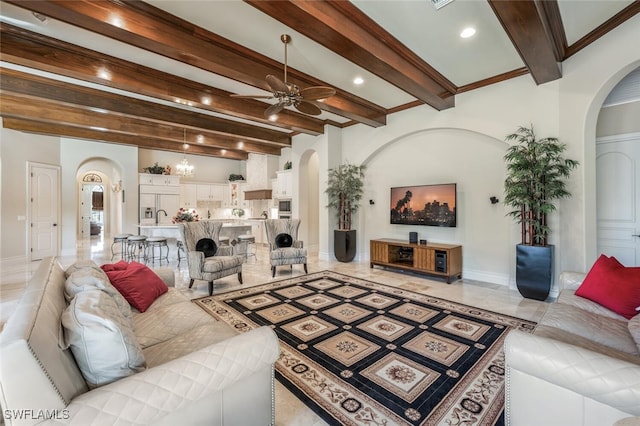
29, 163, 60, 261
596, 134, 640, 266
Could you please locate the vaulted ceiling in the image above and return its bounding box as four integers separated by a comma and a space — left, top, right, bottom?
1, 0, 638, 160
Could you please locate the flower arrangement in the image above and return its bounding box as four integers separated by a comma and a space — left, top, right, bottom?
142, 162, 171, 175
172, 208, 199, 223
231, 208, 245, 218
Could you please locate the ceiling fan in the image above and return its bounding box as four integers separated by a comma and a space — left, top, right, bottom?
231, 34, 336, 118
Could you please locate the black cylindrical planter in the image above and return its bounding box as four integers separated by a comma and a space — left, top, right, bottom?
516, 244, 553, 301
334, 229, 357, 262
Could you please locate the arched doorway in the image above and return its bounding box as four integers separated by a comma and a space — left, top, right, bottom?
595, 66, 640, 266
76, 158, 125, 241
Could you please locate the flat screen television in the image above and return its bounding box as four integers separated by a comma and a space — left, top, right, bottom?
390, 183, 457, 227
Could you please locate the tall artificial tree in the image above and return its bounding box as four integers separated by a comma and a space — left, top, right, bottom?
326, 163, 366, 231
503, 125, 579, 246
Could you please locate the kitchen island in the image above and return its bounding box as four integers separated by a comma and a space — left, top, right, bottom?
137, 221, 252, 244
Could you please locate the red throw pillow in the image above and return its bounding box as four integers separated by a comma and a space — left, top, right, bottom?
101, 261, 168, 312
575, 255, 640, 319
100, 260, 129, 272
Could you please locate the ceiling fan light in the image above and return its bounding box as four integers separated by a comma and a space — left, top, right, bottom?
268, 114, 278, 122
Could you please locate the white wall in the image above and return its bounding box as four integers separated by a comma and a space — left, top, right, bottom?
0, 124, 61, 259
139, 148, 243, 183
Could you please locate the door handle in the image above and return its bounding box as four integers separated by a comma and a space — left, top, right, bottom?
53, 223, 57, 227
633, 234, 639, 238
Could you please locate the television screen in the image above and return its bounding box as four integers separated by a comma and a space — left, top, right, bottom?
390, 183, 457, 227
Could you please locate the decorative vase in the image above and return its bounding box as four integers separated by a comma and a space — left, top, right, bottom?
334, 229, 357, 262
515, 244, 553, 301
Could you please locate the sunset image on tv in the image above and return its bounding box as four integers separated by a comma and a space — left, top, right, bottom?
390, 183, 457, 227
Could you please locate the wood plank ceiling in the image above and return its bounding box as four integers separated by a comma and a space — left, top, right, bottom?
0, 0, 638, 159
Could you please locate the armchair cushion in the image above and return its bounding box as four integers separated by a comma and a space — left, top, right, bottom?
61, 289, 146, 388
275, 233, 293, 248
196, 238, 217, 257
202, 255, 244, 273
575, 254, 640, 319
102, 261, 168, 312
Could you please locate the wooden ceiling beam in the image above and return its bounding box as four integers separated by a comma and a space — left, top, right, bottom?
0, 93, 280, 156
488, 0, 563, 85
4, 0, 387, 127
245, 0, 455, 111
3, 117, 248, 160
0, 67, 291, 147
0, 23, 324, 136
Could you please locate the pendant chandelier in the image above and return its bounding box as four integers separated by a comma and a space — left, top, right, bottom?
176, 129, 194, 177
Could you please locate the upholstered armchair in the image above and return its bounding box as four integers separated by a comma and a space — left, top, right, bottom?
179, 221, 244, 295
264, 219, 308, 277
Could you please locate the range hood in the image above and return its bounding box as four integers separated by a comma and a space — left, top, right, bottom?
243, 189, 272, 200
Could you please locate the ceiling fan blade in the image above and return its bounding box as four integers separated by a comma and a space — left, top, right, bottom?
230, 94, 274, 99
295, 100, 322, 116
266, 74, 289, 93
300, 86, 336, 101
264, 102, 285, 118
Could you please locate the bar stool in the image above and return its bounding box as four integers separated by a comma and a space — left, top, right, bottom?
126, 235, 147, 262
237, 234, 256, 261
176, 240, 185, 267
146, 237, 169, 265
111, 233, 132, 260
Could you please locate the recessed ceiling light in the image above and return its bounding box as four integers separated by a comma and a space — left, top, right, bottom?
268, 114, 278, 122
460, 27, 476, 39
353, 76, 364, 85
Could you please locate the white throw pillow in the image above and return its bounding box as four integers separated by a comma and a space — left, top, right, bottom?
61, 289, 146, 388
629, 313, 640, 352
64, 259, 105, 278
65, 267, 133, 324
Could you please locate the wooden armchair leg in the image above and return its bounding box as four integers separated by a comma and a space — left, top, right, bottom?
271, 266, 276, 277
238, 272, 243, 284
189, 278, 195, 288
208, 281, 214, 296
304, 263, 308, 274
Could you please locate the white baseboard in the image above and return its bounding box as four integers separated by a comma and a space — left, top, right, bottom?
462, 269, 510, 286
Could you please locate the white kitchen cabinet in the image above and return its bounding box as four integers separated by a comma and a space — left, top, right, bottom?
197, 184, 225, 201
139, 173, 180, 186
228, 181, 248, 208
275, 170, 292, 198
180, 184, 197, 208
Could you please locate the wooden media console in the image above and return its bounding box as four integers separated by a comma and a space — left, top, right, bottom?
370, 238, 462, 283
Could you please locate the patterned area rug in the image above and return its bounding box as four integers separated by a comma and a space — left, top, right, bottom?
194, 271, 536, 426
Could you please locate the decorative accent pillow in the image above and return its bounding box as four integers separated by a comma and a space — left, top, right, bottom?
575, 255, 640, 319
629, 313, 640, 352
195, 238, 217, 257
275, 233, 293, 248
64, 259, 106, 278
102, 261, 168, 312
65, 266, 133, 323
61, 289, 146, 388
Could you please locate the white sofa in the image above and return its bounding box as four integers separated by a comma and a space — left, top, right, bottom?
504, 271, 640, 426
0, 257, 280, 425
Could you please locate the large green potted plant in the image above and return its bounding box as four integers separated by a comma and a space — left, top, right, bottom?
503, 125, 579, 300
326, 163, 366, 262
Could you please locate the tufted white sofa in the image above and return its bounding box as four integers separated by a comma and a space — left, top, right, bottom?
504, 271, 640, 426
0, 257, 280, 425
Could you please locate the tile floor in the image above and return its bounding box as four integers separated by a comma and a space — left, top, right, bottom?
0, 234, 550, 426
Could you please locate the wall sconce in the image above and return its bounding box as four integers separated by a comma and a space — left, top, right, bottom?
490, 196, 499, 204
112, 180, 122, 193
